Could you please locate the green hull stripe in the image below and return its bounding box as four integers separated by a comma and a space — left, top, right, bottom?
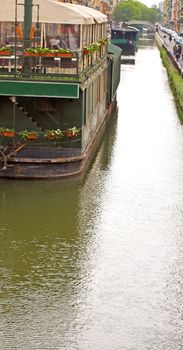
0, 80, 79, 98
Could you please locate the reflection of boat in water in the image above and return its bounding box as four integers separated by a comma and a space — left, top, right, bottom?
111, 23, 139, 55
0, 0, 121, 179
138, 31, 155, 47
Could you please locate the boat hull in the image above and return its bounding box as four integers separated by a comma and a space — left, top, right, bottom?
0, 98, 117, 179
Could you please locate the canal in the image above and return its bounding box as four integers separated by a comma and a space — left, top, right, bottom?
1, 41, 183, 350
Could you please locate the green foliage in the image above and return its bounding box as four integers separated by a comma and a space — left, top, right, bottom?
0, 46, 11, 52
0, 128, 81, 141
18, 130, 39, 140
113, 0, 161, 23
160, 48, 183, 122
25, 47, 72, 54
83, 39, 108, 54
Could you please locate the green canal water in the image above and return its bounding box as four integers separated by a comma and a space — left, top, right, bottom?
1, 41, 183, 349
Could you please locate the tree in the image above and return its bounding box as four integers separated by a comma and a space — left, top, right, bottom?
113, 0, 141, 22
113, 0, 162, 23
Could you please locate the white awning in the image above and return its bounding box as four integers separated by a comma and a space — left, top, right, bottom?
0, 0, 107, 25
60, 3, 108, 24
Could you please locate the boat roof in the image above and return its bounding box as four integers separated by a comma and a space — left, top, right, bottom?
112, 26, 139, 32
0, 0, 107, 25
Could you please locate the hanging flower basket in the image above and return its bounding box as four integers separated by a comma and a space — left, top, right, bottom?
0, 127, 15, 137
27, 133, 38, 140
66, 131, 73, 138
0, 126, 81, 142
4, 131, 15, 137
66, 127, 81, 138
44, 129, 63, 141
44, 132, 55, 140
45, 135, 54, 140
74, 131, 80, 137
19, 130, 38, 141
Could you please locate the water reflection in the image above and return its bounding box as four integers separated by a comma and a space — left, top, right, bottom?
1, 45, 183, 349
138, 32, 155, 47
0, 121, 118, 349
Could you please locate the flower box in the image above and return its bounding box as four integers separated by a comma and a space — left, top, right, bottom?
0, 51, 12, 56
24, 52, 39, 57
40, 53, 55, 57
24, 51, 73, 58
57, 53, 73, 58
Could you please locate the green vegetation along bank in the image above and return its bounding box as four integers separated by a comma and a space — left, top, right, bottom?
160, 47, 183, 123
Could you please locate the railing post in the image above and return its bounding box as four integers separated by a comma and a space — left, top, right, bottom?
22, 0, 33, 76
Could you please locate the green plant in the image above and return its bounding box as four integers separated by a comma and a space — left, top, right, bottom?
44, 129, 64, 140
19, 130, 38, 140
0, 127, 15, 137
83, 39, 108, 55
66, 127, 81, 137
25, 47, 73, 55
25, 47, 40, 53
160, 47, 183, 122
99, 38, 109, 45
0, 127, 81, 142
0, 46, 11, 52
56, 48, 72, 54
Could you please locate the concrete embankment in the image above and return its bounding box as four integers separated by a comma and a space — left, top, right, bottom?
155, 32, 183, 122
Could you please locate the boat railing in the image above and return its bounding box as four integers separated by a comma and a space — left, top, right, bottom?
0, 41, 107, 81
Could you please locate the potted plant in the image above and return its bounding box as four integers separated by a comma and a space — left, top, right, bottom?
44, 129, 63, 140
66, 130, 73, 138
0, 46, 12, 56
99, 38, 109, 46
90, 42, 101, 52
66, 127, 81, 138
19, 130, 38, 141
0, 127, 6, 136
83, 42, 101, 56
0, 127, 15, 137
83, 46, 89, 55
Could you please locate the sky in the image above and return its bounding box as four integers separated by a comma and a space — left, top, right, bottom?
139, 0, 160, 8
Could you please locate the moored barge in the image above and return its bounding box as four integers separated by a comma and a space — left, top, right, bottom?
0, 0, 121, 178
111, 23, 139, 55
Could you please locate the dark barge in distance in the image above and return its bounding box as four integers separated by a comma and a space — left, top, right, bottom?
111, 23, 139, 55
0, 0, 121, 179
